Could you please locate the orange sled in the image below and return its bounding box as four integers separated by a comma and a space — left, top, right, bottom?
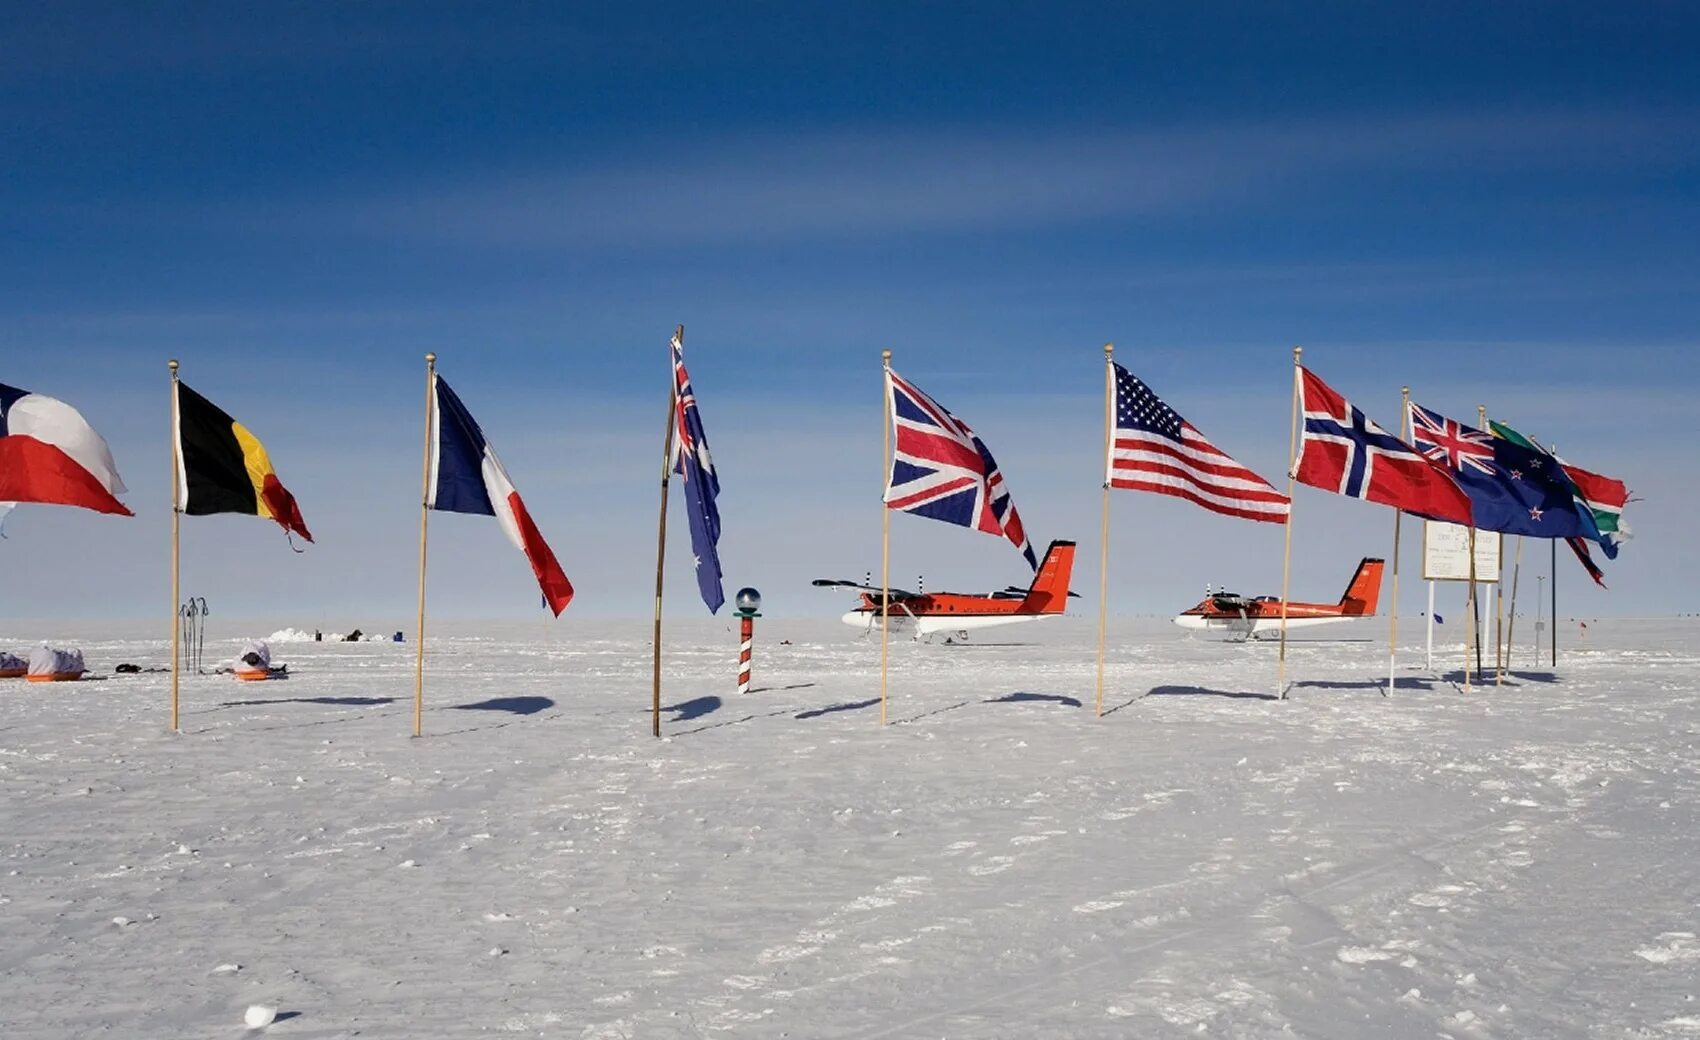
27, 672, 86, 683
0, 668, 26, 679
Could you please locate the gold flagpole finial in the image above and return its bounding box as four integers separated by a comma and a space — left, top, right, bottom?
1292, 345, 1303, 363
425, 352, 436, 365
168, 359, 179, 374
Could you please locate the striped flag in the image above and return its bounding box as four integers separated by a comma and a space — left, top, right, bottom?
427, 375, 573, 615
174, 381, 311, 541
1107, 363, 1289, 523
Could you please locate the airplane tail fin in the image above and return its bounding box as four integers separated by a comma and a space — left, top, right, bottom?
1019, 541, 1077, 614
1339, 557, 1385, 615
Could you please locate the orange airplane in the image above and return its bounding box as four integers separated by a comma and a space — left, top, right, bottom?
1173, 557, 1384, 639
816, 540, 1077, 641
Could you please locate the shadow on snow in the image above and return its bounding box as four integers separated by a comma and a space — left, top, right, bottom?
447, 696, 556, 715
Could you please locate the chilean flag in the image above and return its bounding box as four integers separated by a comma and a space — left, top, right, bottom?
0, 382, 132, 519
427, 375, 573, 615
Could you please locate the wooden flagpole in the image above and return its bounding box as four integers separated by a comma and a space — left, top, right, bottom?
1465, 519, 1478, 692
880, 349, 893, 726
1277, 346, 1301, 699
1479, 405, 1507, 687
1503, 536, 1524, 681
169, 359, 181, 732
1095, 343, 1114, 717
1386, 386, 1409, 696
413, 352, 436, 738
652, 325, 682, 739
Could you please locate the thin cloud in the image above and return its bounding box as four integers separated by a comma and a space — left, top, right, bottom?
316, 109, 1697, 249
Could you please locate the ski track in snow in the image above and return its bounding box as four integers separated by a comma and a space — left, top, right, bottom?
0, 617, 1697, 1038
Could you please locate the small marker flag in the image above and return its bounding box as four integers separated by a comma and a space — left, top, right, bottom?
427, 375, 573, 615
0, 382, 131, 518
173, 381, 311, 541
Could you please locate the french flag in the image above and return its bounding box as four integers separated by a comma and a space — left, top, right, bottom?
427, 375, 573, 615
0, 382, 132, 519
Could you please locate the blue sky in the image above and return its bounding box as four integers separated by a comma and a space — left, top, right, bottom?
2, 3, 1696, 623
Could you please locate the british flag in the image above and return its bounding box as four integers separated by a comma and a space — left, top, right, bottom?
884, 366, 1038, 570
1408, 406, 1495, 476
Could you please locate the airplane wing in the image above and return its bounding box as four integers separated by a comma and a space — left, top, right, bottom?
811, 578, 919, 599
992, 585, 1082, 599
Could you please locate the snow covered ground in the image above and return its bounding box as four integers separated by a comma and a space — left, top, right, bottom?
1, 616, 1697, 1039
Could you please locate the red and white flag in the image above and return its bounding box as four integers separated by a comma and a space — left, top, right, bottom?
1107, 363, 1289, 523
1294, 367, 1473, 525
0, 382, 131, 519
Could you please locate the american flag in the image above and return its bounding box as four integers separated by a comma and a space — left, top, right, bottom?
885, 366, 1038, 570
1107, 363, 1289, 523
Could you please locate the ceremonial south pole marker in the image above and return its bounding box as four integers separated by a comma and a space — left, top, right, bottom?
734, 587, 761, 694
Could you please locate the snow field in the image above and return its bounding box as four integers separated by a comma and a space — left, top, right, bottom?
0, 617, 1696, 1038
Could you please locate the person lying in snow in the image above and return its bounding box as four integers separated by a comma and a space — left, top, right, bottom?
225, 640, 289, 680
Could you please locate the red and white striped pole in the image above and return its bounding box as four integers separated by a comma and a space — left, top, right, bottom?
733, 586, 761, 695
737, 615, 754, 694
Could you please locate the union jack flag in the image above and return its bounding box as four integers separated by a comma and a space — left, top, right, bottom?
1409, 406, 1495, 476
884, 366, 1038, 570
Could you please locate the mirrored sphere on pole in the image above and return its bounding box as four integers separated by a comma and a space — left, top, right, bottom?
735, 587, 762, 614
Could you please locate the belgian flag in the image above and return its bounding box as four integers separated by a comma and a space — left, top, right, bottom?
172, 381, 312, 542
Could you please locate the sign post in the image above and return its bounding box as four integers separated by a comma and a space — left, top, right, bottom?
1423, 520, 1501, 681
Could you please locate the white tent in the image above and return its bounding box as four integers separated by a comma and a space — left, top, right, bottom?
28, 645, 86, 681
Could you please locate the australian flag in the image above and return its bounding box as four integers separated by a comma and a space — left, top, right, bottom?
1408, 402, 1606, 545
673, 331, 724, 613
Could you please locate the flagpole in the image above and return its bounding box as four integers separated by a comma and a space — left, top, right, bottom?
1550, 443, 1559, 667
413, 353, 436, 738
1478, 405, 1506, 687
1386, 386, 1409, 696
652, 325, 682, 739
1277, 346, 1301, 699
169, 359, 181, 732
880, 349, 893, 726
1465, 519, 1478, 690
1095, 343, 1114, 717
1503, 535, 1524, 680
1425, 580, 1436, 671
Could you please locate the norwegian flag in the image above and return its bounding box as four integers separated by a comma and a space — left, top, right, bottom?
884, 366, 1038, 570
1294, 367, 1473, 525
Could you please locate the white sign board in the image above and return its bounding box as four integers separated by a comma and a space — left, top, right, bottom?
1423, 521, 1502, 582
